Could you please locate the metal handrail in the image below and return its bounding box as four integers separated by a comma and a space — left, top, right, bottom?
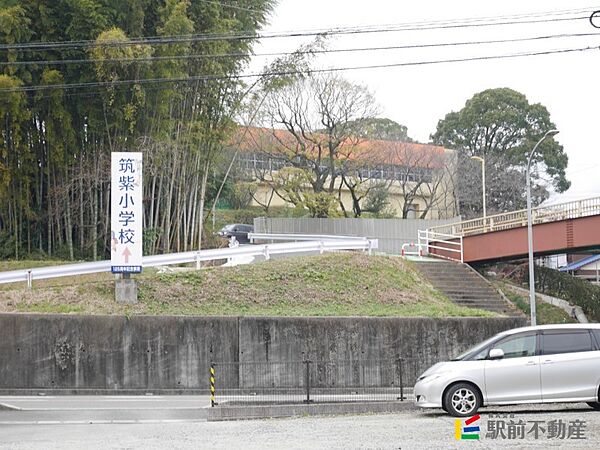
427, 196, 600, 237
401, 242, 423, 257
418, 229, 464, 263
249, 232, 368, 243
0, 238, 379, 287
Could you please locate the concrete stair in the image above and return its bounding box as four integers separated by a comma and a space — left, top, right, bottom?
414, 260, 523, 316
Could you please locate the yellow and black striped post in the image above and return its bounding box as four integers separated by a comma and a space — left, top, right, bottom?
210, 363, 216, 407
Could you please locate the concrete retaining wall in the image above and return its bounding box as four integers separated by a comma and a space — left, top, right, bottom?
0, 314, 525, 391
0, 314, 238, 390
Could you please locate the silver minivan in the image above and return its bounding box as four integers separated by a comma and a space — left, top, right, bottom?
414, 324, 600, 417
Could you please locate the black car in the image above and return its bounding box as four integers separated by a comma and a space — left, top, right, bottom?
217, 224, 254, 244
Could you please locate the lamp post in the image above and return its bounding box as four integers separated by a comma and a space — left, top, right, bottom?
470, 156, 486, 218
526, 129, 559, 326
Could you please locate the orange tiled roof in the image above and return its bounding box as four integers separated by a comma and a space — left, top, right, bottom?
229, 126, 448, 169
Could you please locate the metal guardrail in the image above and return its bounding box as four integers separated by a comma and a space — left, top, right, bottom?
418, 229, 464, 263
400, 242, 424, 257
427, 196, 600, 237
249, 232, 369, 243
0, 237, 379, 287
210, 359, 406, 406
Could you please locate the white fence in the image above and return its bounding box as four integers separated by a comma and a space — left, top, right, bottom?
418, 229, 464, 263
0, 237, 378, 287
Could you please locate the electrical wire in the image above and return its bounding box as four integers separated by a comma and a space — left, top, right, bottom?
1, 44, 597, 94
196, 0, 264, 13
0, 12, 592, 51
1, 32, 597, 67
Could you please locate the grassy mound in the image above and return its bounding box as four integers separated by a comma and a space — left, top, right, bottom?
0, 253, 495, 317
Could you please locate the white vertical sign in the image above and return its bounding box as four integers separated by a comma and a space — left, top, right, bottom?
111, 152, 143, 273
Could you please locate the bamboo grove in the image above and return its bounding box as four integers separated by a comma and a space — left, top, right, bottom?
0, 0, 276, 260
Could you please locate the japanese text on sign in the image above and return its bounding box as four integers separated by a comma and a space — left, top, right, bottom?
111, 152, 143, 273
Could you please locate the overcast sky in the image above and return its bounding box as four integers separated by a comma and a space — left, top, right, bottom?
247, 0, 600, 203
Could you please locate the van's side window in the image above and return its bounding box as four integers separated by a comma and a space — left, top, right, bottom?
542, 331, 593, 355
491, 333, 536, 359
592, 330, 600, 349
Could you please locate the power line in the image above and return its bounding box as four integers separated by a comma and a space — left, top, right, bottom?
1, 32, 597, 67
0, 5, 593, 52
0, 13, 591, 52
2, 44, 597, 94
196, 0, 264, 13
310, 5, 599, 30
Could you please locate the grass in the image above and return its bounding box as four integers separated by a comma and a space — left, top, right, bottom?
498, 283, 577, 325
0, 253, 496, 317
0, 259, 67, 271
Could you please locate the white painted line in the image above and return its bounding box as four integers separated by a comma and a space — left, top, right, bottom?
14, 406, 207, 411
0, 397, 53, 400
0, 419, 206, 425
102, 396, 164, 399
0, 402, 21, 410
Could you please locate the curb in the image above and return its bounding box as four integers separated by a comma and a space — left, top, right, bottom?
207, 401, 417, 421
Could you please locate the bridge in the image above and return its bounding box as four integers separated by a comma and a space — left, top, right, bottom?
420, 197, 600, 264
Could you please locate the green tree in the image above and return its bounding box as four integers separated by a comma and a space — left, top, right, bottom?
431, 88, 569, 218
0, 0, 276, 259
345, 117, 413, 142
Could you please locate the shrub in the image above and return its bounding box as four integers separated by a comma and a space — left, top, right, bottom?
532, 266, 600, 322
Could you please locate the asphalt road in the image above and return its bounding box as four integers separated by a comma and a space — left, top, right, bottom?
1, 397, 600, 449
0, 396, 211, 424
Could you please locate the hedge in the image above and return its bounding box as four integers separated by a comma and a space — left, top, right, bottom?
533, 266, 600, 322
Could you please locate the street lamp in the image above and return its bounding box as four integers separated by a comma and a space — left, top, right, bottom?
526, 129, 559, 326
470, 156, 486, 218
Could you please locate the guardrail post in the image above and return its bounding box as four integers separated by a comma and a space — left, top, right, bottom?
26, 270, 32, 289
319, 241, 324, 255
195, 253, 201, 270
303, 360, 311, 404
263, 245, 270, 261
368, 240, 373, 256
210, 362, 216, 407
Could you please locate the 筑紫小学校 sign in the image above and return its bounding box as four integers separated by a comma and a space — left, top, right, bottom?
111, 152, 143, 273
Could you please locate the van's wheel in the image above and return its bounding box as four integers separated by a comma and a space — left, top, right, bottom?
444, 383, 481, 417
587, 402, 600, 410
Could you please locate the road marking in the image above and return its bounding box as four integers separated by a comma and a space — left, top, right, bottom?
10, 406, 208, 411
0, 402, 21, 411
0, 419, 206, 425
102, 396, 165, 399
